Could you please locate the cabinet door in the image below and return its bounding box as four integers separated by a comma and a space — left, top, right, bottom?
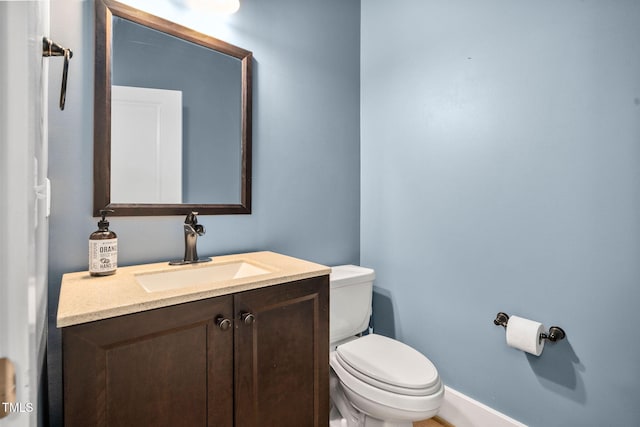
63, 295, 234, 427
234, 276, 329, 427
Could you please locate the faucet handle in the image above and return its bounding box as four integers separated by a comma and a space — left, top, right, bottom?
184, 211, 199, 225
184, 212, 205, 235
194, 224, 206, 236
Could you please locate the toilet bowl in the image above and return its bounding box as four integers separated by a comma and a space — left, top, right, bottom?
329, 266, 444, 427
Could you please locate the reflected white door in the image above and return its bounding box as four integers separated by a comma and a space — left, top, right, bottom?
0, 1, 49, 426
111, 85, 183, 204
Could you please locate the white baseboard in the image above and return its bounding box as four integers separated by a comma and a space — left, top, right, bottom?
437, 386, 527, 427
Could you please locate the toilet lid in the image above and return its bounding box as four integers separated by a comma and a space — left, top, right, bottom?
336, 334, 439, 393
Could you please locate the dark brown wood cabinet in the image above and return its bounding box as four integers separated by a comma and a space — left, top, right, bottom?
62, 276, 329, 427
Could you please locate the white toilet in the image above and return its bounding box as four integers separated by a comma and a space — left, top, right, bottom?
329, 265, 444, 427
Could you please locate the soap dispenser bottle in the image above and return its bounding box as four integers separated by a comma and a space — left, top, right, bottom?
89, 209, 118, 276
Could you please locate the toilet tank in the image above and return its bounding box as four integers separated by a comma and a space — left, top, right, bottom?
330, 265, 375, 345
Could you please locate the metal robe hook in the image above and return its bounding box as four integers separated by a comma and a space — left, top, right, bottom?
42, 37, 73, 110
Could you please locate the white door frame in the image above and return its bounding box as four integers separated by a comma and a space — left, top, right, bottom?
0, 2, 49, 426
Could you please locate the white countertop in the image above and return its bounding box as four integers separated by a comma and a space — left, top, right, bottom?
57, 251, 330, 328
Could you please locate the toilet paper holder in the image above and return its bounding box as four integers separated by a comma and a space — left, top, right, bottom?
493, 312, 566, 343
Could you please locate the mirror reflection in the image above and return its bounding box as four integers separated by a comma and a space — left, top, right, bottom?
111, 16, 242, 204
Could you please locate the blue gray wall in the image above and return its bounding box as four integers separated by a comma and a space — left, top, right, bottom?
361, 1, 640, 426
47, 0, 360, 424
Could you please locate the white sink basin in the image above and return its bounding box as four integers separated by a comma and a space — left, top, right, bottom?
135, 261, 272, 293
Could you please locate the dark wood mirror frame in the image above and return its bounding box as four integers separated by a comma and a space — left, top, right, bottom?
94, 0, 252, 216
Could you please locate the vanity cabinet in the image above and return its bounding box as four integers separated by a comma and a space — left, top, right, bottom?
62, 276, 329, 427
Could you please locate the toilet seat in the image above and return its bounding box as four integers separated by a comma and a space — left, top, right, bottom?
334, 352, 440, 397
330, 334, 444, 414
335, 334, 440, 395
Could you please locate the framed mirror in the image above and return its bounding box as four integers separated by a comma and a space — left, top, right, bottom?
94, 0, 252, 216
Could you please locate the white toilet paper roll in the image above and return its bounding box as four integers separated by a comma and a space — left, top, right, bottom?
505, 315, 545, 356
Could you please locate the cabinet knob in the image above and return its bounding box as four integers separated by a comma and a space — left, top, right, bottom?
216, 316, 232, 331
240, 312, 255, 325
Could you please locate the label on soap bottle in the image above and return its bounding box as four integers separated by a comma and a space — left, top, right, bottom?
89, 238, 118, 274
